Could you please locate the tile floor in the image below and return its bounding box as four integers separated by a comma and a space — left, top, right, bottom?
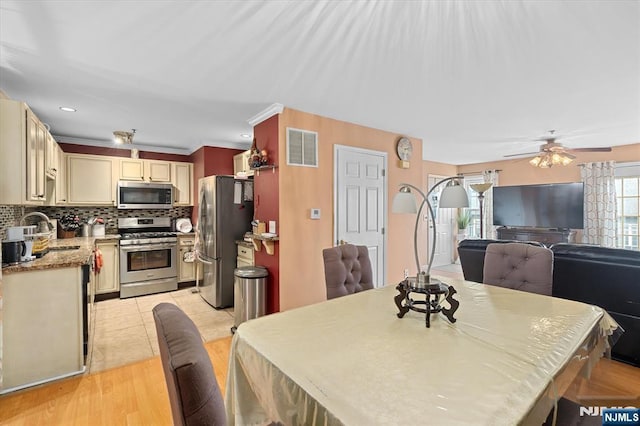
89, 288, 234, 373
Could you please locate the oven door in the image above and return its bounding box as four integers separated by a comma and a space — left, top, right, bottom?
119, 242, 177, 284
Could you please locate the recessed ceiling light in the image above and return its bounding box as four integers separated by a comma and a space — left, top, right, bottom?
59, 106, 76, 112
240, 133, 251, 138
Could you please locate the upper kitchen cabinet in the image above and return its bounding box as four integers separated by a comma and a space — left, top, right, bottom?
67, 154, 116, 205
45, 132, 58, 179
233, 150, 254, 177
119, 158, 172, 182
119, 158, 144, 181
55, 145, 67, 205
172, 162, 193, 206
0, 99, 48, 205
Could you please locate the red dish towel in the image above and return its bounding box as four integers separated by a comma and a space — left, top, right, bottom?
94, 248, 104, 273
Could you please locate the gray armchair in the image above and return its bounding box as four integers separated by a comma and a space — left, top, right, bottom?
323, 244, 373, 300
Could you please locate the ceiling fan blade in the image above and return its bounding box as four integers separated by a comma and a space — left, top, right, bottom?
568, 147, 613, 152
503, 151, 539, 158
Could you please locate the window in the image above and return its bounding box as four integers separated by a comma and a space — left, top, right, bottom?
615, 162, 640, 251
462, 175, 484, 239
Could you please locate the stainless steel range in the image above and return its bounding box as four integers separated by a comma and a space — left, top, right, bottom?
118, 217, 178, 298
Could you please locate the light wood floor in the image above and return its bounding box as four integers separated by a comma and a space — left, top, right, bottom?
1, 335, 638, 425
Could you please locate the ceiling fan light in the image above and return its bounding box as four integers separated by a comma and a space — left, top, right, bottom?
529, 156, 542, 166
113, 130, 135, 145
539, 155, 552, 168
551, 152, 563, 165
560, 155, 574, 166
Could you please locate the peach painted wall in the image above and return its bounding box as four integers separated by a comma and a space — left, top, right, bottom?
457, 143, 640, 185
277, 108, 423, 311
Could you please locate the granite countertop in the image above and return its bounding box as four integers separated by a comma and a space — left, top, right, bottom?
2, 235, 119, 275
236, 240, 254, 248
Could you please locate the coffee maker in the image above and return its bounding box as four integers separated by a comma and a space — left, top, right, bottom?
5, 225, 37, 262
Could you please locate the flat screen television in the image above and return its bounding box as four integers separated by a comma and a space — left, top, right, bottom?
492, 182, 584, 229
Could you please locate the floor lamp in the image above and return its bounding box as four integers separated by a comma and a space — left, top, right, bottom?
470, 183, 493, 239
392, 177, 469, 286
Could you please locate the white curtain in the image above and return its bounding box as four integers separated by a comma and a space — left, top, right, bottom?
580, 161, 617, 247
482, 170, 499, 239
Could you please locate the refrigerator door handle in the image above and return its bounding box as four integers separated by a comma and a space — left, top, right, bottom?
196, 251, 213, 265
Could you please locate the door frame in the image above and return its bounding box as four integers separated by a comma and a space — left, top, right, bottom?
427, 174, 454, 267
333, 144, 388, 286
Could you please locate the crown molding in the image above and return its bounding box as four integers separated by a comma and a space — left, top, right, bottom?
54, 135, 192, 155
247, 103, 284, 127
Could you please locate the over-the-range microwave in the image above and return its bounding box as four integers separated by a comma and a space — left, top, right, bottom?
117, 181, 173, 209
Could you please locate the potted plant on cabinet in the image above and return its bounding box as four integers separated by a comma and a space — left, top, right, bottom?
456, 210, 471, 242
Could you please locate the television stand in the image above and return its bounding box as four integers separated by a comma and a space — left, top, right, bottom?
496, 227, 576, 246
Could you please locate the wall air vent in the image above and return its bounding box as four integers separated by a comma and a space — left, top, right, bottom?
287, 128, 318, 167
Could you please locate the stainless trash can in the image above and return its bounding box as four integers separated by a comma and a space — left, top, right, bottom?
232, 266, 268, 333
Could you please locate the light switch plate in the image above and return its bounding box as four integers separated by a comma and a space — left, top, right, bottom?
310, 208, 321, 219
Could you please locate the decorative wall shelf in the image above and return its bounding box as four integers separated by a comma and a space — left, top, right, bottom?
249, 233, 279, 255
249, 164, 277, 176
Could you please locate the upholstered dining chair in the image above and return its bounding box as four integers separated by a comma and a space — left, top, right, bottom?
153, 303, 226, 426
482, 242, 554, 296
322, 244, 374, 300
458, 239, 545, 283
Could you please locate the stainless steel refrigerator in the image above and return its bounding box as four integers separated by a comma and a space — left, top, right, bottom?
196, 175, 253, 308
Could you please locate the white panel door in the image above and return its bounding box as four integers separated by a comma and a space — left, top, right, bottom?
335, 146, 387, 287
427, 175, 454, 268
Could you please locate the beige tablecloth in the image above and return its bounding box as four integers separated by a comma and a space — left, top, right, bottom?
225, 278, 618, 425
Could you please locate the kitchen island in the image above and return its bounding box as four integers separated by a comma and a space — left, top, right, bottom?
0, 237, 113, 394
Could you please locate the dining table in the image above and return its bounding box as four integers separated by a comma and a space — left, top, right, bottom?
225, 276, 619, 425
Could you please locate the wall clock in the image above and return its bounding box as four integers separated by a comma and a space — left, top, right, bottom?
396, 137, 413, 161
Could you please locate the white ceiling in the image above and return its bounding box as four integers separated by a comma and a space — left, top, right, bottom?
1, 1, 638, 164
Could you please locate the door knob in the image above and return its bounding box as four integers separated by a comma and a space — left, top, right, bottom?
339, 239, 349, 245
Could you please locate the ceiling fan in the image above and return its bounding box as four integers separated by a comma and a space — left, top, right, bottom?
504, 130, 612, 168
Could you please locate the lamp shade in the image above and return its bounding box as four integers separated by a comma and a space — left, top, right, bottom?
392, 190, 418, 214
439, 183, 469, 208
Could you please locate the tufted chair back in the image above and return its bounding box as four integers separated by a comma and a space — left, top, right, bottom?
483, 242, 553, 296
153, 303, 226, 426
323, 244, 374, 300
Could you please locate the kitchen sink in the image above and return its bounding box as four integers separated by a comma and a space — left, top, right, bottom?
49, 245, 81, 251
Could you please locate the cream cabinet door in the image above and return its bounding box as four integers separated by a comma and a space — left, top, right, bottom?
67, 155, 115, 205
26, 109, 46, 202
119, 159, 144, 181
95, 241, 120, 294
45, 133, 58, 179
233, 150, 253, 176
55, 145, 67, 204
146, 160, 172, 182
178, 236, 201, 282
172, 162, 193, 206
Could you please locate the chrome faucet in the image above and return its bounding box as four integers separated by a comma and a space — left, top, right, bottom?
20, 212, 54, 231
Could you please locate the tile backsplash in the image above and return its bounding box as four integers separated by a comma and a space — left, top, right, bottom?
0, 205, 193, 239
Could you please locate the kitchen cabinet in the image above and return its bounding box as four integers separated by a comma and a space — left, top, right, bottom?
45, 132, 58, 179
119, 158, 145, 181
233, 150, 254, 177
237, 242, 255, 268
55, 145, 68, 204
119, 158, 172, 182
95, 240, 120, 294
2, 265, 85, 393
0, 100, 51, 205
172, 162, 193, 206
67, 154, 116, 205
178, 234, 202, 283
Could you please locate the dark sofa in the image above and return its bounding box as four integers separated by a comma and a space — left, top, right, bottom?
551, 243, 640, 367
458, 239, 640, 367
